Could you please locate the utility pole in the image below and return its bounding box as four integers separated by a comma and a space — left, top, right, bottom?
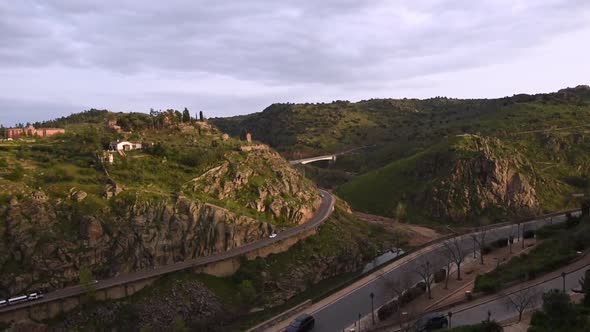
562, 272, 567, 292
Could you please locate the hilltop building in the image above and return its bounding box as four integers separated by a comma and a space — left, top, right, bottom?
106, 119, 122, 133
6, 125, 65, 138
109, 141, 142, 151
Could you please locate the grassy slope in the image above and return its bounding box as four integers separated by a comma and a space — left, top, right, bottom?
0, 110, 316, 225
214, 87, 590, 221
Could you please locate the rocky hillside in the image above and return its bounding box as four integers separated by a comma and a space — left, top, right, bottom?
0, 110, 319, 298
29, 200, 400, 332
214, 86, 590, 222
337, 135, 540, 221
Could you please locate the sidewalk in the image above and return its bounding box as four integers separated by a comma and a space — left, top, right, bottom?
263, 239, 455, 332
350, 238, 537, 332
374, 250, 590, 332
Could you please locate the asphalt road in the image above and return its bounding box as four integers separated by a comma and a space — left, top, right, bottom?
452, 261, 590, 326
304, 212, 579, 332
0, 190, 335, 313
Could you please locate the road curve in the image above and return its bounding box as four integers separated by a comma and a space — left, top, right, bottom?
0, 190, 335, 314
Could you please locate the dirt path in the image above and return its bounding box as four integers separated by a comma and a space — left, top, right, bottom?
354, 211, 442, 246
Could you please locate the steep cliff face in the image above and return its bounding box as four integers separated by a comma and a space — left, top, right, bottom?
339, 135, 541, 222
0, 193, 275, 298
430, 150, 539, 221
188, 148, 320, 224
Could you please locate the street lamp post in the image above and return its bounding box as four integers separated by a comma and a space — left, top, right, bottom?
562, 272, 567, 292
370, 292, 375, 325
358, 313, 362, 332
448, 312, 453, 328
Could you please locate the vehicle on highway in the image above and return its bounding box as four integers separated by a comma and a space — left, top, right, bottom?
28, 292, 43, 300
269, 232, 277, 239
0, 300, 6, 307
320, 193, 324, 198
7, 295, 28, 305
415, 313, 449, 331
285, 314, 315, 332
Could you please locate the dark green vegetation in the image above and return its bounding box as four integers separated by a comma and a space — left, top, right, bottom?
474, 216, 589, 294
440, 321, 503, 332
529, 289, 590, 332
214, 86, 590, 223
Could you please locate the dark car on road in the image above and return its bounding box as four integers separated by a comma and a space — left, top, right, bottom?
285, 314, 315, 332
415, 313, 448, 331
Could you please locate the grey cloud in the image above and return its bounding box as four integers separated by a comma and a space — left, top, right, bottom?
2, 0, 588, 85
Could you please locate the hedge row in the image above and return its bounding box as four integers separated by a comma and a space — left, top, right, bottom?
474, 217, 590, 294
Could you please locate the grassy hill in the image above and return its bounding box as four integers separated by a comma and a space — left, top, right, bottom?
0, 110, 325, 298
213, 86, 590, 222
0, 109, 319, 224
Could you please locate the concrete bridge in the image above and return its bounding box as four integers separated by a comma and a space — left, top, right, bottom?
289, 146, 372, 165
289, 154, 337, 165
0, 191, 335, 324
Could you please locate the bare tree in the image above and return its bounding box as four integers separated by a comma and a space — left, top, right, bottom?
521, 223, 527, 249
378, 272, 415, 323
443, 237, 466, 280
509, 224, 516, 254
503, 286, 540, 322
440, 248, 453, 289
381, 271, 413, 302
415, 259, 435, 299
471, 228, 488, 265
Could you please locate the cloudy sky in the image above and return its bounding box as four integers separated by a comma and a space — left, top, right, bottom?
1, 0, 589, 126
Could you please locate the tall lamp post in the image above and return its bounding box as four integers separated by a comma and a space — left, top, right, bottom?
358, 313, 362, 332
562, 272, 567, 293
448, 312, 453, 328
370, 292, 375, 325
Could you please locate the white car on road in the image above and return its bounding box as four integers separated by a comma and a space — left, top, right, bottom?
269, 233, 277, 239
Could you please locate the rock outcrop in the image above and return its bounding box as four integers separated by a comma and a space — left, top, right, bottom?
0, 193, 275, 298
428, 136, 540, 221
188, 148, 320, 224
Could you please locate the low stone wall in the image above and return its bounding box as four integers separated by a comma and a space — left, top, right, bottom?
246, 299, 312, 332
0, 222, 321, 324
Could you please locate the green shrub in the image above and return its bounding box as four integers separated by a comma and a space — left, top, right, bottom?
474, 274, 500, 294
481, 246, 492, 255
536, 223, 566, 239
523, 230, 535, 239
491, 238, 508, 248
440, 320, 502, 332
377, 300, 398, 321
475, 220, 590, 294
42, 168, 75, 183
5, 164, 24, 181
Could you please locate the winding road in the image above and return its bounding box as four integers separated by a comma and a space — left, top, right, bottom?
0, 190, 335, 314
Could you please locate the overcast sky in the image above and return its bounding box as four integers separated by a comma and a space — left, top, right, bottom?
1, 0, 589, 126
